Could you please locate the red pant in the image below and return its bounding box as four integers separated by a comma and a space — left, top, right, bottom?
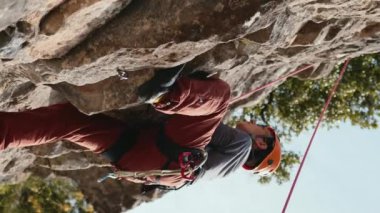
0, 103, 125, 153
0, 77, 230, 171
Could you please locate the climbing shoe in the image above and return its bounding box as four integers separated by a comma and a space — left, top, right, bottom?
137, 64, 185, 104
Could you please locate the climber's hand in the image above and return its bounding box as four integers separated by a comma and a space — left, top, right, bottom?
121, 176, 157, 185
151, 175, 187, 187
123, 175, 186, 188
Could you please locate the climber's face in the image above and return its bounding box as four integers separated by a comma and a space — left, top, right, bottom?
236, 121, 272, 151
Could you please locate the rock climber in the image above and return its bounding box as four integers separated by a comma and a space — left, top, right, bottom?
0, 65, 281, 189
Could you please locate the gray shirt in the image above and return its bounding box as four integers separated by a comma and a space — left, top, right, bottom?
197, 123, 252, 180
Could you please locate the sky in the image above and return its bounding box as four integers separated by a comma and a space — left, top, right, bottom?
130, 122, 380, 213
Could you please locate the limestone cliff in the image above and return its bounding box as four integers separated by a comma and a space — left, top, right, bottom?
1, 0, 380, 212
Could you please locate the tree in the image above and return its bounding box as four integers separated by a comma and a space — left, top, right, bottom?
0, 176, 93, 213
229, 53, 380, 184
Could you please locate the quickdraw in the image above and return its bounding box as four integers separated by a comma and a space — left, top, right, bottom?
178, 151, 207, 180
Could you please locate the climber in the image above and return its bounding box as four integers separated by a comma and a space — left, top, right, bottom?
0, 65, 281, 189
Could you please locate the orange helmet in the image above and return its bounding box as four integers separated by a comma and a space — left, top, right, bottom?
243, 126, 282, 175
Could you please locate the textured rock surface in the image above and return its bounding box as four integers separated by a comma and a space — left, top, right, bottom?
1, 0, 380, 212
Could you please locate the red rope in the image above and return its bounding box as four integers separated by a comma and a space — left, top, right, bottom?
229, 64, 314, 105
281, 59, 351, 213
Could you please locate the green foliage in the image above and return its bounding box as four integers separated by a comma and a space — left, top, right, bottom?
229, 53, 380, 184
252, 53, 380, 138
0, 176, 94, 213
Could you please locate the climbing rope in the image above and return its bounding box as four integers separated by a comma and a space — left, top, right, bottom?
282, 59, 351, 213
230, 64, 314, 105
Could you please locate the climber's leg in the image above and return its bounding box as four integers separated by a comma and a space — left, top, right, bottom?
0, 103, 126, 153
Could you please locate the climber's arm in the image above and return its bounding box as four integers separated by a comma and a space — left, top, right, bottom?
154, 77, 231, 116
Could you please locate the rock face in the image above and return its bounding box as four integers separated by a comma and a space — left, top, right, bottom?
1, 0, 380, 212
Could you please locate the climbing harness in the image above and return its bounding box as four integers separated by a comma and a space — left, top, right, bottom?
97, 149, 208, 183
281, 59, 350, 212
99, 121, 209, 183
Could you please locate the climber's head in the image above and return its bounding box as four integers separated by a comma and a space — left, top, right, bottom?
236, 121, 281, 175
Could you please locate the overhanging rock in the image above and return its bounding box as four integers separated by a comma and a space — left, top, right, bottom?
1, 0, 380, 212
